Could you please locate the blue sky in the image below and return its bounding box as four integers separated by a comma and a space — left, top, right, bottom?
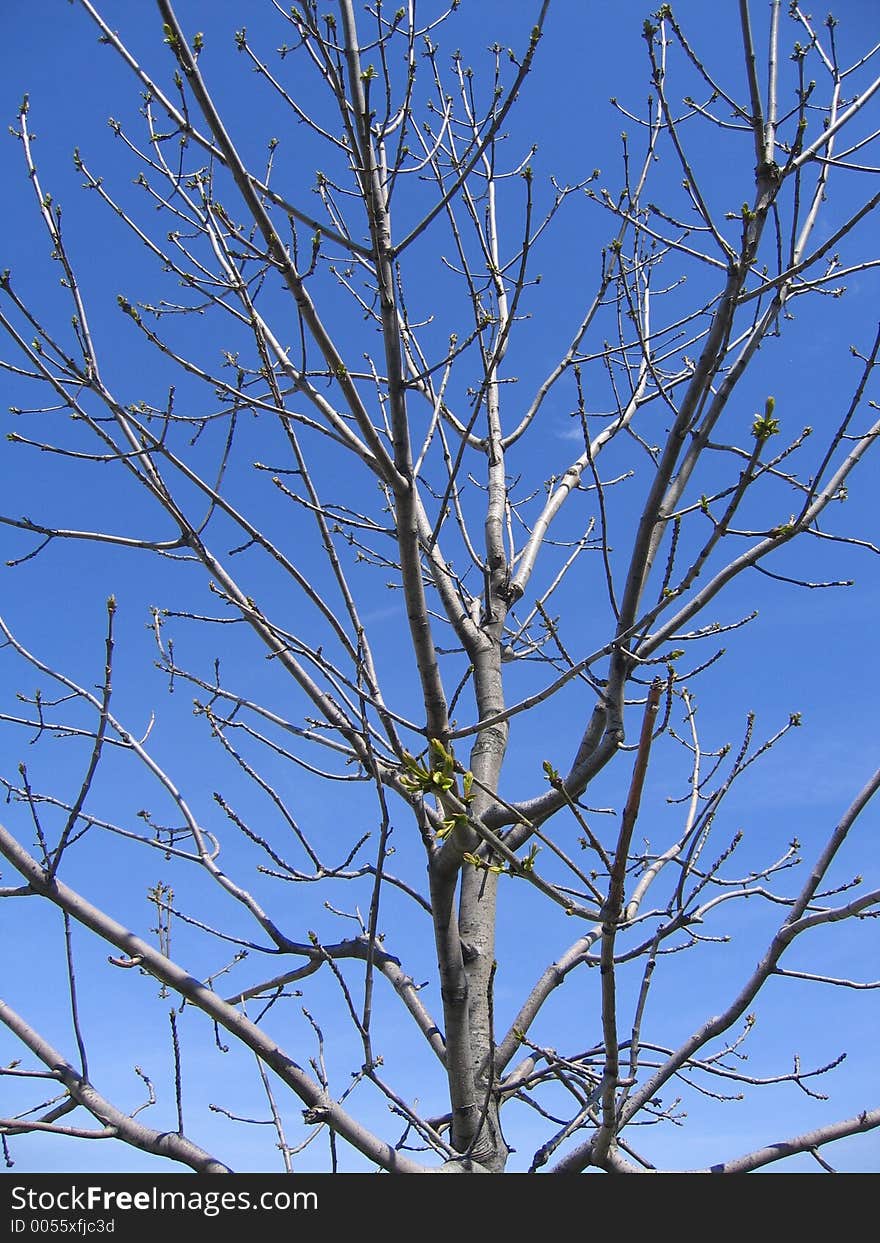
1, 1, 879, 1174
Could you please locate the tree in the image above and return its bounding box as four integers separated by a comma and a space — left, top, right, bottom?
1, 0, 879, 1175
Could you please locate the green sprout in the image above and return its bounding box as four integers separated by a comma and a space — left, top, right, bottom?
542, 759, 561, 787
400, 739, 471, 798
518, 844, 540, 874
462, 852, 505, 875
752, 396, 779, 441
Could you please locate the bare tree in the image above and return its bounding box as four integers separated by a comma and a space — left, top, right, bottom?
1, 0, 879, 1175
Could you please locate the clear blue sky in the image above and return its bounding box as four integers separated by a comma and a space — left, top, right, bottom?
1, 1, 879, 1174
